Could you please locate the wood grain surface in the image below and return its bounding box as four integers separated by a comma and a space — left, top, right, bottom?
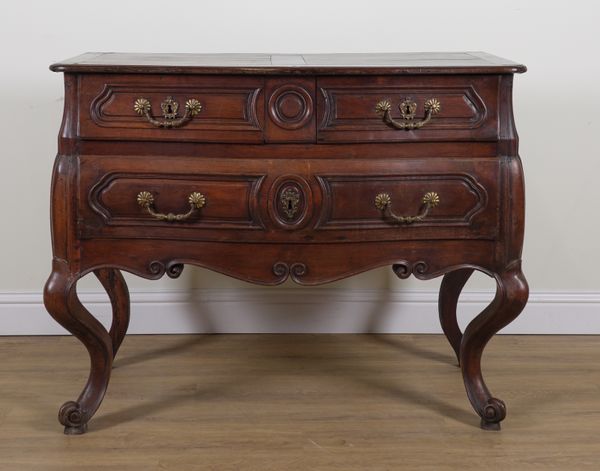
0, 334, 598, 470
50, 52, 526, 75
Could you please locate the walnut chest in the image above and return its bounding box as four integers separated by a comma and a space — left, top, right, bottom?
45, 52, 528, 434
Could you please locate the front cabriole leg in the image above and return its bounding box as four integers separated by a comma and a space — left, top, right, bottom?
44, 260, 114, 434
460, 261, 528, 430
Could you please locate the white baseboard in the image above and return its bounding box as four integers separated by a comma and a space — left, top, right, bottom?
1, 288, 599, 335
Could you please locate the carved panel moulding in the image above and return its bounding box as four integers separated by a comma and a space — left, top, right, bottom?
90, 84, 263, 130
315, 173, 488, 230
87, 172, 266, 230
268, 85, 313, 130
318, 86, 487, 131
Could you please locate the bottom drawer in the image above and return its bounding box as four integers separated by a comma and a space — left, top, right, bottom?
78, 155, 499, 242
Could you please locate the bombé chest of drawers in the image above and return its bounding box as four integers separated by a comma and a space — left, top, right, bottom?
44, 52, 528, 434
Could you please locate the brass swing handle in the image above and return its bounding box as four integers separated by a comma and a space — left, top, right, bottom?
133, 97, 202, 128
375, 98, 441, 130
136, 191, 206, 222
375, 192, 440, 225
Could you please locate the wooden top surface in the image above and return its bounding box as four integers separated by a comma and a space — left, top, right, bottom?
50, 52, 526, 75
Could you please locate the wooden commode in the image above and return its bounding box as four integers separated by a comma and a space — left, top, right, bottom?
45, 52, 528, 434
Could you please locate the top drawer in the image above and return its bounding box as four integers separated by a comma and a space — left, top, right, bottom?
78, 74, 265, 142
317, 75, 499, 143
76, 74, 499, 144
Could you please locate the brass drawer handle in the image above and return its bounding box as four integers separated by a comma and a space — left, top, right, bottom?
136, 191, 206, 222
375, 98, 441, 130
133, 96, 202, 128
375, 192, 440, 224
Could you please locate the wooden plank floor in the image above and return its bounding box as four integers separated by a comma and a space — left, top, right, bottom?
1, 334, 599, 470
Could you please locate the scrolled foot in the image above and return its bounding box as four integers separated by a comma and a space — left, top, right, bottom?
59, 401, 88, 435
479, 397, 506, 431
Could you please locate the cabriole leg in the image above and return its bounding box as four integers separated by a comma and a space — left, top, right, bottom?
459, 262, 528, 430
44, 261, 113, 435
438, 268, 474, 365
94, 268, 130, 359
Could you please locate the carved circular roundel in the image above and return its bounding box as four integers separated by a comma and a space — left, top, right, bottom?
268, 85, 313, 130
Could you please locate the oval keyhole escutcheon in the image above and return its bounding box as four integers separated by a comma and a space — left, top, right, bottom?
281, 186, 301, 220
268, 176, 313, 230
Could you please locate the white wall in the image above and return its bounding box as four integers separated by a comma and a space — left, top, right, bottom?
1, 0, 599, 333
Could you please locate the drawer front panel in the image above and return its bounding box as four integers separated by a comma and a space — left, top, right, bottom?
317, 174, 487, 230
313, 158, 498, 240
89, 175, 264, 229
79, 155, 499, 242
79, 75, 264, 142
79, 156, 267, 239
317, 75, 498, 143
